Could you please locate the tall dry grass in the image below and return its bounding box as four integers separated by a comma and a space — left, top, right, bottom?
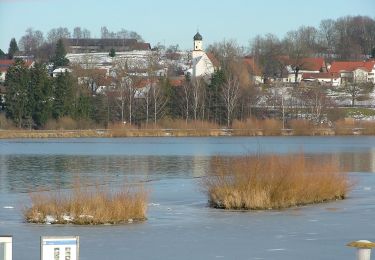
24, 181, 148, 225
358, 121, 375, 135
45, 117, 99, 130
0, 114, 14, 130
203, 153, 351, 210
155, 119, 220, 130
259, 119, 282, 136
288, 119, 314, 136
334, 119, 357, 135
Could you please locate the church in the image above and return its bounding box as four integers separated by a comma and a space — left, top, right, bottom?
190, 32, 219, 80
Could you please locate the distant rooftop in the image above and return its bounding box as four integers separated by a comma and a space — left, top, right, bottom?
67, 38, 151, 53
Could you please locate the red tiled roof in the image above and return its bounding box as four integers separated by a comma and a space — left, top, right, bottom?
206, 52, 220, 68
169, 77, 185, 87
300, 57, 325, 71
302, 72, 339, 80
274, 56, 326, 71
0, 59, 34, 72
329, 61, 375, 73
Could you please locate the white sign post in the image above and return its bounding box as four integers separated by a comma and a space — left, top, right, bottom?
0, 236, 12, 260
41, 236, 79, 260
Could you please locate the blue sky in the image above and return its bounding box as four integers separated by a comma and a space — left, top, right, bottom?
0, 0, 374, 52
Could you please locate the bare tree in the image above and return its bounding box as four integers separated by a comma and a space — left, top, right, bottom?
144, 51, 161, 126
221, 75, 240, 127
47, 27, 71, 43
337, 82, 374, 107
151, 81, 167, 125
251, 34, 284, 81
73, 27, 82, 39
112, 59, 138, 124
182, 78, 191, 123
318, 19, 338, 60
191, 78, 205, 121
82, 29, 91, 39
19, 28, 45, 55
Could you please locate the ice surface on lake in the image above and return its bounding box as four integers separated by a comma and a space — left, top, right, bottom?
0, 137, 375, 260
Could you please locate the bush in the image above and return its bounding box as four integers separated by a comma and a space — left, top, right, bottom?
203, 153, 351, 210
24, 181, 148, 225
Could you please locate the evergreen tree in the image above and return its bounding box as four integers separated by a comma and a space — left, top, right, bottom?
0, 49, 6, 59
109, 48, 116, 57
74, 93, 92, 121
29, 63, 53, 127
52, 39, 69, 69
206, 70, 226, 124
52, 72, 74, 119
162, 78, 179, 119
4, 60, 31, 128
7, 38, 19, 59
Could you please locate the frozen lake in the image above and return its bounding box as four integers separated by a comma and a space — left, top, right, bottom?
0, 137, 375, 260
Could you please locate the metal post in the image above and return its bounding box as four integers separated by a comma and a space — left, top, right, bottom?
0, 236, 12, 260
347, 240, 375, 260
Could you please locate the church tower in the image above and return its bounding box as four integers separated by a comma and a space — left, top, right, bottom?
193, 32, 203, 51
192, 32, 204, 60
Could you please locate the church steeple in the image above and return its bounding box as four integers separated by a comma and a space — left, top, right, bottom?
193, 32, 203, 51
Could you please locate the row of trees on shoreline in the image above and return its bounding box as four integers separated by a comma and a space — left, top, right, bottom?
5, 54, 372, 130
1, 15, 375, 129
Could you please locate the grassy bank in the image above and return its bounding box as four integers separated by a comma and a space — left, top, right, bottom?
203, 153, 352, 210
25, 182, 148, 225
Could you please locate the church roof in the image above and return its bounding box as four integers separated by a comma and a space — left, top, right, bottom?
194, 32, 203, 41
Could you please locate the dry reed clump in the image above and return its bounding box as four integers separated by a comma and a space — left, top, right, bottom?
109, 123, 139, 137
203, 153, 352, 210
24, 182, 148, 225
359, 121, 375, 135
156, 118, 220, 130
334, 119, 357, 135
289, 119, 314, 136
231, 118, 259, 136
45, 117, 98, 130
259, 119, 282, 136
0, 114, 15, 130
0, 129, 109, 139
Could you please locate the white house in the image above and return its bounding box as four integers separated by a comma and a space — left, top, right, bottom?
191, 32, 218, 79
281, 57, 327, 83
329, 61, 375, 85
301, 72, 341, 87
52, 67, 72, 77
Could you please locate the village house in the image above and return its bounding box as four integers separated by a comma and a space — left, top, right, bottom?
0, 59, 34, 83
283, 57, 328, 83
328, 61, 375, 85
301, 72, 341, 86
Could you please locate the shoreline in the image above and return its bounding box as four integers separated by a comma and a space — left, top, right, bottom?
0, 127, 373, 138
